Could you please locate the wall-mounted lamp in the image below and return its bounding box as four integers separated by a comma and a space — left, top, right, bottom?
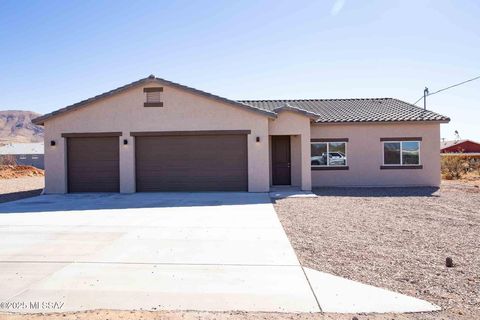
50, 140, 56, 147
123, 139, 128, 145
256, 136, 260, 143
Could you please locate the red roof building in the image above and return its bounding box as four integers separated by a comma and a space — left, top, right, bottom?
441, 139, 480, 153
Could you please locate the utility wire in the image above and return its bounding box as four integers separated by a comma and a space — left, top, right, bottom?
413, 74, 480, 105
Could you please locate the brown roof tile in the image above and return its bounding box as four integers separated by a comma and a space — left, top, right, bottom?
239, 98, 450, 123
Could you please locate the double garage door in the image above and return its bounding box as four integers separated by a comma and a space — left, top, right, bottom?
67, 133, 248, 192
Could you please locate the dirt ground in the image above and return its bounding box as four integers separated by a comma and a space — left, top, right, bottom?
0, 165, 45, 203
274, 181, 480, 320
0, 310, 453, 320
0, 176, 44, 203
0, 165, 44, 179
0, 181, 478, 320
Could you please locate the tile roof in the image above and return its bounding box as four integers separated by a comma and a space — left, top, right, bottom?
32, 76, 450, 125
239, 98, 450, 123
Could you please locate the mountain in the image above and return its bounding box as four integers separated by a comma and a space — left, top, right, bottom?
0, 110, 44, 143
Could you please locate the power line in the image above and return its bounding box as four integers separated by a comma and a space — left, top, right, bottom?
413, 74, 480, 105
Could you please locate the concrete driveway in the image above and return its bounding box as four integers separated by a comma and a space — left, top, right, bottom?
0, 192, 438, 314
0, 193, 319, 313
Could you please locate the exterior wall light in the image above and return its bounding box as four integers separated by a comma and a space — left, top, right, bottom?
123, 139, 128, 145
256, 137, 260, 143
50, 140, 56, 147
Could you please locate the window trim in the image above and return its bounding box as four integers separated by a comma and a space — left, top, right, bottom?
144, 87, 163, 107
382, 140, 421, 166
311, 141, 348, 168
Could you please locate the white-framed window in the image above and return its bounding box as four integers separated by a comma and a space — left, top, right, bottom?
19, 155, 27, 160
382, 141, 421, 166
32, 156, 39, 160
311, 141, 348, 167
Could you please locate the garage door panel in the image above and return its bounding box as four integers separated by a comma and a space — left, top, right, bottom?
135, 135, 248, 192
67, 137, 119, 193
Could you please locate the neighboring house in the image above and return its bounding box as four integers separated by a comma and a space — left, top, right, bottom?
0, 142, 45, 169
32, 75, 450, 193
440, 139, 480, 153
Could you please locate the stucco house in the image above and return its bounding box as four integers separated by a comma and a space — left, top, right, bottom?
32, 75, 450, 193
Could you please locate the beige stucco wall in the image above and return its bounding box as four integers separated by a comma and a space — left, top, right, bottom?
43, 83, 270, 193
311, 122, 442, 187
269, 111, 312, 190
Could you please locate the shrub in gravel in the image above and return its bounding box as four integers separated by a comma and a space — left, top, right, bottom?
441, 155, 467, 179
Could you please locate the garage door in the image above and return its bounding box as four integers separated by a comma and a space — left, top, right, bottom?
135, 133, 248, 192
67, 136, 120, 192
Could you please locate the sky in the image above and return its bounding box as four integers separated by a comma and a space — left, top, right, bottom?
1, 0, 479, 141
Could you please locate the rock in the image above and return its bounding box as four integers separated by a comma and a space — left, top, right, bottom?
352, 317, 359, 320
446, 257, 454, 267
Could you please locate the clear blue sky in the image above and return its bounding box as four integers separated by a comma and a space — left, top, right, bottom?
1, 0, 479, 141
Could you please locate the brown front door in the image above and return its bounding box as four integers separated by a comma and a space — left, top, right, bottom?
272, 136, 291, 185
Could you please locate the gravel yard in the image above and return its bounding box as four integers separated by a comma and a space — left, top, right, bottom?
275, 182, 480, 320
0, 176, 44, 203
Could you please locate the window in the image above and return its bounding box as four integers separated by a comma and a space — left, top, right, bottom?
311, 141, 347, 167
383, 141, 420, 165
19, 155, 27, 160
32, 156, 39, 160
143, 87, 163, 107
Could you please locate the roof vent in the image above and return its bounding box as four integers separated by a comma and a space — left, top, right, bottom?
148, 74, 155, 79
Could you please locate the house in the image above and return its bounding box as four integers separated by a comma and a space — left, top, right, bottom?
32, 75, 450, 193
0, 142, 44, 169
440, 139, 480, 154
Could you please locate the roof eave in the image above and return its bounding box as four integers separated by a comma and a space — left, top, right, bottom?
314, 119, 451, 125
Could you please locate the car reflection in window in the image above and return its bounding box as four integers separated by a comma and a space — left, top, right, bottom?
311, 152, 346, 166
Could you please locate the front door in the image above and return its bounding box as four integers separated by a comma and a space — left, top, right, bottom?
272, 135, 291, 185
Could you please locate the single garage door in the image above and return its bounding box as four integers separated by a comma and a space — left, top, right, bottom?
67, 136, 120, 192
135, 133, 248, 192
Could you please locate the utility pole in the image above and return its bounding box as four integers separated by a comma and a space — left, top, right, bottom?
423, 87, 429, 110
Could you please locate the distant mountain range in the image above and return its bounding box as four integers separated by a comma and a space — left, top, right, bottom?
0, 110, 44, 143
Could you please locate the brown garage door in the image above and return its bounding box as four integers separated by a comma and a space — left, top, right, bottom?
67, 136, 120, 192
135, 134, 248, 192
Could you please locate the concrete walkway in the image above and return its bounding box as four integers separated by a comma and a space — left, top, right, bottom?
0, 193, 438, 313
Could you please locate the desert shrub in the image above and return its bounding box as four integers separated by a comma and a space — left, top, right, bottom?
469, 158, 480, 174
0, 155, 17, 166
441, 154, 480, 179
441, 155, 467, 180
